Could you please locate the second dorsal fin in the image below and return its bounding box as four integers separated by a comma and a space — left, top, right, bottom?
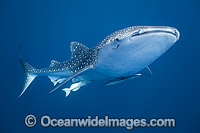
70, 41, 89, 58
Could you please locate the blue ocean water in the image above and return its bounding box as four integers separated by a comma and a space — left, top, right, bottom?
0, 0, 200, 132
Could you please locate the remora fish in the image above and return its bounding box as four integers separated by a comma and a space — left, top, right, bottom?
19, 26, 180, 97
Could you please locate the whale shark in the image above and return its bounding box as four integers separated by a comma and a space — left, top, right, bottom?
19, 26, 180, 97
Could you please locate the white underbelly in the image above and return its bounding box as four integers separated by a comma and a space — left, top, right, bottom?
94, 34, 175, 77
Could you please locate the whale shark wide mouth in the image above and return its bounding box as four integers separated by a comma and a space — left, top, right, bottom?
130, 29, 180, 40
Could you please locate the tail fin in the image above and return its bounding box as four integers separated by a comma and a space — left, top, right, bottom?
18, 45, 38, 97
62, 88, 71, 97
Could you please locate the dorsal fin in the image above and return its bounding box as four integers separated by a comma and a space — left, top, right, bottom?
70, 41, 89, 58
49, 60, 59, 67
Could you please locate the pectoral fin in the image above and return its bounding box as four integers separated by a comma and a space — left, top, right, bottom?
139, 66, 153, 77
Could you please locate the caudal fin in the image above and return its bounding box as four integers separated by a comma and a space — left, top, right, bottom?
62, 88, 71, 97
19, 45, 38, 97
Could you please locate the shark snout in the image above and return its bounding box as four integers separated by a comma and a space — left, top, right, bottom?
173, 28, 180, 40
156, 27, 180, 41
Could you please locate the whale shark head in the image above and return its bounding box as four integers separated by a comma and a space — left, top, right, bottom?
98, 26, 180, 49
126, 26, 180, 48
95, 26, 180, 77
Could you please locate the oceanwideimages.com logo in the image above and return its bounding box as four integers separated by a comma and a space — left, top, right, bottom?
24, 114, 175, 130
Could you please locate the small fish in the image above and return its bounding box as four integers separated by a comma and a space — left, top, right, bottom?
62, 81, 91, 97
